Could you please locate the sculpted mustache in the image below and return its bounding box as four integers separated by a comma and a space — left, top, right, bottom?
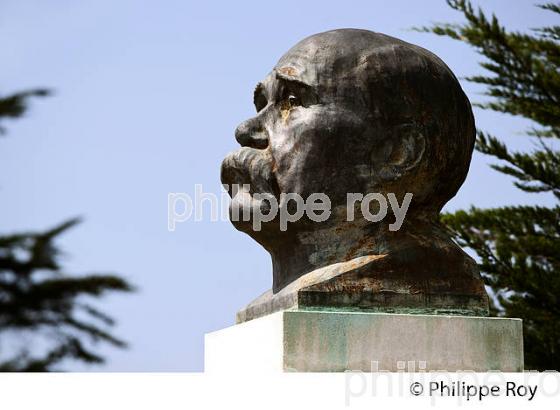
220, 147, 279, 198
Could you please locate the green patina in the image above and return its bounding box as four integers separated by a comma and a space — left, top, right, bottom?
291, 305, 488, 317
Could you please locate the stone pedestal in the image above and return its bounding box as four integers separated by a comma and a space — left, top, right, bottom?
205, 310, 523, 372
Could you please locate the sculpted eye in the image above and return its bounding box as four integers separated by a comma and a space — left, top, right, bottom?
280, 93, 301, 112
287, 94, 301, 108
276, 79, 318, 121
279, 93, 301, 121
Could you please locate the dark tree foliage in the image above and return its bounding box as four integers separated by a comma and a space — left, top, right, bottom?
420, 0, 560, 370
0, 90, 133, 371
0, 88, 50, 135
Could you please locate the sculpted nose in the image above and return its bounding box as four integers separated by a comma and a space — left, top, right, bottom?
235, 117, 269, 149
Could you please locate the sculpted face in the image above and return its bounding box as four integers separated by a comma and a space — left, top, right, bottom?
221, 39, 371, 241
221, 29, 486, 311
221, 29, 475, 247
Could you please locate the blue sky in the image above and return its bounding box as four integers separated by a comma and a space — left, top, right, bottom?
0, 0, 557, 371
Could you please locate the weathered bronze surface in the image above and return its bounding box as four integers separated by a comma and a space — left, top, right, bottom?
221, 29, 489, 322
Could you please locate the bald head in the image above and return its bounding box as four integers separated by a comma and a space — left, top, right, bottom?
222, 29, 487, 310
222, 29, 475, 240
272, 29, 475, 213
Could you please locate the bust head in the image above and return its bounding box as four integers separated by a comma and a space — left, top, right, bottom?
221, 29, 487, 318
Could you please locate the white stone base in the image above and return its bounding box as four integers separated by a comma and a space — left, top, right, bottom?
205, 310, 523, 372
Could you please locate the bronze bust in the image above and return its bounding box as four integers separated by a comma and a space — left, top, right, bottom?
221, 29, 489, 322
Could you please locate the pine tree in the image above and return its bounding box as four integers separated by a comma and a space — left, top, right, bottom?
419, 1, 560, 370
0, 90, 133, 371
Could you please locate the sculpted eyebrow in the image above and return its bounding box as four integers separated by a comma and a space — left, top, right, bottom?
274, 71, 313, 89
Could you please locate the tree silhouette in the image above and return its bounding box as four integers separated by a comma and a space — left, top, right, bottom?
0, 89, 133, 371
420, 0, 560, 370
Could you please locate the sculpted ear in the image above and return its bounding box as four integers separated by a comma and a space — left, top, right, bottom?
371, 123, 426, 181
